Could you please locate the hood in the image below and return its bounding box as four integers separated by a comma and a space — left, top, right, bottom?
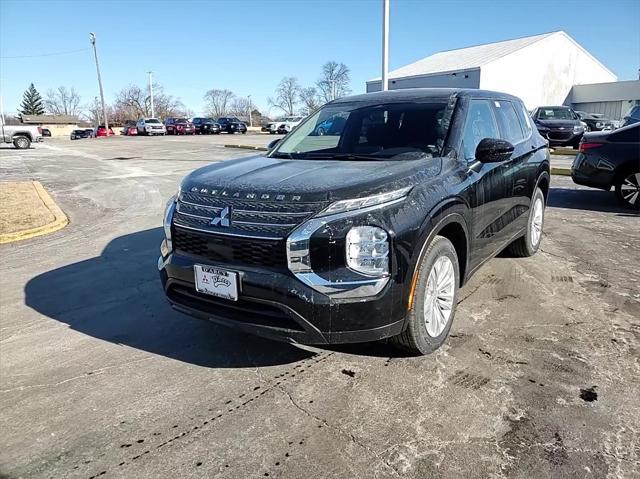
182, 154, 442, 203
535, 119, 580, 129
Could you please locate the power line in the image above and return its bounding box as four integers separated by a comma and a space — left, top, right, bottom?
0, 48, 89, 59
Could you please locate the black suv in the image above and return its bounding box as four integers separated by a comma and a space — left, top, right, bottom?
530, 106, 585, 148
192, 117, 221, 135
159, 88, 550, 355
217, 117, 247, 134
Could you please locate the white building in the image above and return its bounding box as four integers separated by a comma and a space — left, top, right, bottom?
366, 31, 617, 110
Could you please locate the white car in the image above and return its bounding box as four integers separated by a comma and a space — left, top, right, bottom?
137, 118, 166, 136
268, 116, 304, 134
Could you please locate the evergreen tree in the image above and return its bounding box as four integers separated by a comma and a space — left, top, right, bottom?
19, 83, 45, 115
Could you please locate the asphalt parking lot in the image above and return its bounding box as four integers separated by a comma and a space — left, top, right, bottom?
1, 136, 639, 479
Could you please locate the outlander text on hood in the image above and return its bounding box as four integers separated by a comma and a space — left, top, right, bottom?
159, 88, 550, 355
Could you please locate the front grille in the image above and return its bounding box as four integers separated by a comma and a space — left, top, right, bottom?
174, 192, 327, 239
173, 227, 288, 268
548, 131, 572, 140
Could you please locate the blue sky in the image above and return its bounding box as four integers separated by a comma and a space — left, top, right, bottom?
1, 0, 638, 117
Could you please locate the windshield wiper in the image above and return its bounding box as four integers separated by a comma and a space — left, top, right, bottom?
305, 153, 382, 161
271, 152, 294, 159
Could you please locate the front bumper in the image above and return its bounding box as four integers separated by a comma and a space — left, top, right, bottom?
158, 252, 405, 344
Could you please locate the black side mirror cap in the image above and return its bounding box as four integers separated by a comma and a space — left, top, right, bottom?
267, 139, 280, 150
475, 138, 514, 163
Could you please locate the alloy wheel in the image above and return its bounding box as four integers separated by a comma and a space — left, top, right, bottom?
423, 256, 455, 337
620, 173, 640, 208
530, 196, 544, 246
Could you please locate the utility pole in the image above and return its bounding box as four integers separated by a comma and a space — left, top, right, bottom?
247, 95, 252, 127
381, 0, 390, 91
147, 71, 155, 118
89, 32, 109, 134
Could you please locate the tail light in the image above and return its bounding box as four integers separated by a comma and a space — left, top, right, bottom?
37, 127, 43, 134
579, 142, 603, 152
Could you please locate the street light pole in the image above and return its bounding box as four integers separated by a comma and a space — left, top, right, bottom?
89, 32, 109, 134
381, 0, 390, 91
247, 95, 252, 127
147, 71, 155, 118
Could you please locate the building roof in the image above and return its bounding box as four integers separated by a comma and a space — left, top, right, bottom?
570, 80, 640, 103
368, 31, 611, 83
20, 114, 79, 124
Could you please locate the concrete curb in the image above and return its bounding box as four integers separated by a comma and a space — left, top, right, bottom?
0, 181, 69, 244
551, 167, 572, 176
224, 144, 268, 151
550, 148, 577, 156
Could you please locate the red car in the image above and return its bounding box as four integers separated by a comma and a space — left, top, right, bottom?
95, 125, 115, 137
165, 117, 195, 135
121, 125, 138, 136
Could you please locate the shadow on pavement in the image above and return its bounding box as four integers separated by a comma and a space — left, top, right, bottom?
24, 228, 313, 368
548, 187, 637, 215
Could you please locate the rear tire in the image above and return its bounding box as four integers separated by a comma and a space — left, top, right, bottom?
507, 187, 545, 257
13, 136, 31, 149
615, 171, 640, 210
391, 236, 459, 355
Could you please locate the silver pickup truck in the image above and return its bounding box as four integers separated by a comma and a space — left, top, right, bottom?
1, 115, 43, 149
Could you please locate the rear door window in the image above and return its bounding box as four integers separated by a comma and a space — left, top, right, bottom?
493, 100, 525, 144
462, 99, 500, 161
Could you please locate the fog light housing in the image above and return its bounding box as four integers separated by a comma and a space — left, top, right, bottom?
346, 226, 389, 276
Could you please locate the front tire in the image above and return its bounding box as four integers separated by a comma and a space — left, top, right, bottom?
391, 236, 459, 355
13, 136, 31, 149
615, 172, 640, 210
508, 187, 545, 257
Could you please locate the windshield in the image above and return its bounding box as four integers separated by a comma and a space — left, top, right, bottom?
537, 108, 575, 120
271, 101, 452, 160
146, 119, 161, 124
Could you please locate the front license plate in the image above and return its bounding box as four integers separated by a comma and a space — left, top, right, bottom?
194, 265, 239, 301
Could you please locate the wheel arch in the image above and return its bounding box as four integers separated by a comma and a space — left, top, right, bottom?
535, 170, 550, 203
406, 203, 470, 312
11, 131, 34, 141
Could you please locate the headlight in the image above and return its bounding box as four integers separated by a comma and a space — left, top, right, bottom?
161, 196, 177, 256
318, 186, 412, 217
346, 226, 389, 276
596, 122, 603, 128
573, 125, 584, 134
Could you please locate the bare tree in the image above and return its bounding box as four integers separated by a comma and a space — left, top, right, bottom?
269, 77, 301, 115
228, 97, 252, 119
113, 83, 185, 122
203, 89, 235, 118
44, 86, 82, 116
299, 87, 323, 115
316, 61, 351, 103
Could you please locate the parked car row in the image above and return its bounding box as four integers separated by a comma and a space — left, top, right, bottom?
262, 116, 304, 134
70, 126, 114, 140
530, 104, 639, 149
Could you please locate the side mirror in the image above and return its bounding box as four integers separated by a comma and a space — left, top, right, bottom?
267, 139, 280, 150
475, 138, 514, 163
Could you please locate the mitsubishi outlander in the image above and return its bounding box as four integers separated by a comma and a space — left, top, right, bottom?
159, 89, 550, 355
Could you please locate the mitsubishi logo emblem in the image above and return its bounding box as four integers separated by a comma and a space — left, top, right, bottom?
210, 206, 231, 227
